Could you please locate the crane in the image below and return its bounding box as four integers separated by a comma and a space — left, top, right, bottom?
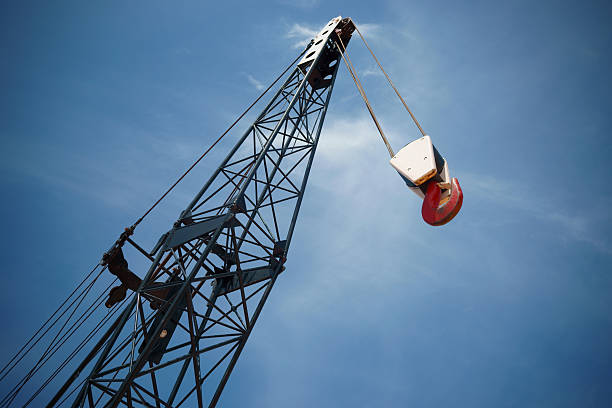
0, 16, 462, 407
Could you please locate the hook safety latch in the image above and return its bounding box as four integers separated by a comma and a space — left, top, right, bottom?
421, 177, 463, 226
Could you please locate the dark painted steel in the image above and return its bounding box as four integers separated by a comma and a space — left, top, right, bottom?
62, 23, 352, 407
208, 55, 342, 408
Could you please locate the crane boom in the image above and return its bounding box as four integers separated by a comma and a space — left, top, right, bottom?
64, 16, 356, 408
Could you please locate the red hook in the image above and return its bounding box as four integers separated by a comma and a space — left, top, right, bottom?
421, 178, 463, 226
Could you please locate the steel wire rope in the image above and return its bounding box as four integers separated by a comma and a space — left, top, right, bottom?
49, 296, 158, 407
130, 49, 308, 230
56, 377, 85, 407
0, 273, 112, 407
1, 46, 309, 408
56, 377, 86, 408
2, 280, 119, 408
354, 25, 427, 136
19, 276, 118, 387
87, 307, 156, 408
335, 36, 394, 158
40, 28, 423, 406
0, 262, 102, 382
23, 295, 129, 407
0, 273, 101, 406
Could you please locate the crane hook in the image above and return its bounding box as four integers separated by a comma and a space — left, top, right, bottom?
421, 177, 463, 226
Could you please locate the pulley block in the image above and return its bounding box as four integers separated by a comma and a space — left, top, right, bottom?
389, 135, 463, 226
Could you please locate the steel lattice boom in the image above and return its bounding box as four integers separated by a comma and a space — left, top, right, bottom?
63, 16, 356, 408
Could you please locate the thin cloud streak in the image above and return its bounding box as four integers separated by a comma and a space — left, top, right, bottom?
275, 0, 320, 9
285, 23, 318, 49
246, 74, 265, 91
464, 172, 612, 253
284, 21, 382, 50
361, 67, 385, 77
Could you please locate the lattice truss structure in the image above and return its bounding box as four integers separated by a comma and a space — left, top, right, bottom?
69, 17, 356, 408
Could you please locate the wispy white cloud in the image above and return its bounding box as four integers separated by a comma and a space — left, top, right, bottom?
0, 129, 208, 225
285, 23, 318, 49
464, 172, 612, 253
249, 115, 417, 330
6, 7, 612, 407
275, 0, 320, 9
246, 74, 265, 91
174, 47, 192, 56
354, 22, 381, 39
281, 18, 446, 113
361, 67, 385, 77
284, 21, 382, 50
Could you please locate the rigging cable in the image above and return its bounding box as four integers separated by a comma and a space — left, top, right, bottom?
0, 262, 102, 382
2, 29, 426, 406
354, 25, 427, 136
0, 49, 309, 407
26, 295, 140, 407
130, 48, 308, 230
0, 274, 114, 407
335, 36, 394, 158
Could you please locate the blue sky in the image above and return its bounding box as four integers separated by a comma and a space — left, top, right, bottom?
1, 0, 611, 406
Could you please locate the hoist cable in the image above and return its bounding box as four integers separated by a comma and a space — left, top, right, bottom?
0, 264, 105, 387
131, 49, 308, 230
335, 36, 395, 158
53, 306, 151, 408
0, 274, 112, 407
354, 25, 426, 137
0, 262, 101, 381
24, 296, 128, 407
57, 377, 85, 407
2, 286, 114, 408
0, 274, 115, 407
48, 296, 155, 407
0, 50, 307, 405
